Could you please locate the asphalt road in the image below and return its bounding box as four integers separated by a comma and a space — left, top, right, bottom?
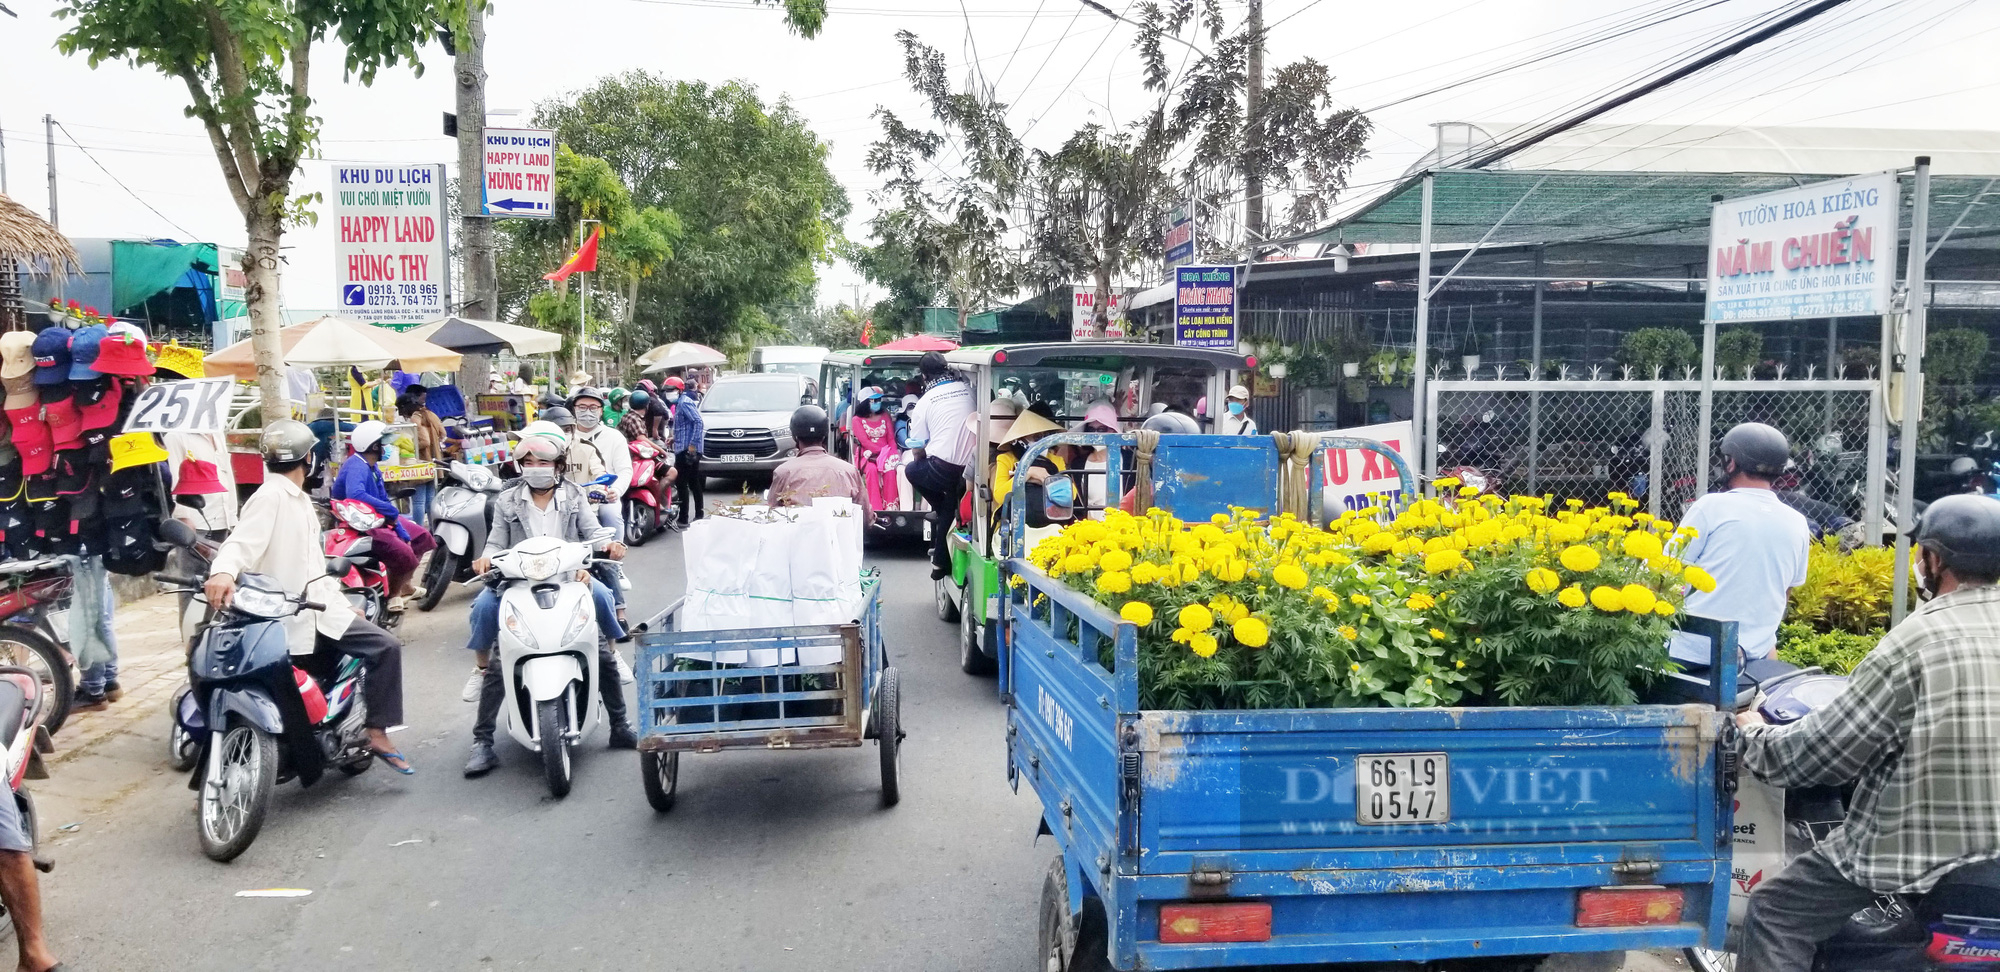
32, 491, 1053, 971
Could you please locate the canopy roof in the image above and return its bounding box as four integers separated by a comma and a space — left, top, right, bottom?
947, 342, 1251, 371
1290, 168, 2000, 251
205, 315, 461, 378
0, 193, 79, 277
406, 316, 561, 355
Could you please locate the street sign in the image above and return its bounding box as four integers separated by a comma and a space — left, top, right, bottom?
122, 378, 235, 434
1164, 201, 1193, 268
333, 163, 450, 324
1322, 420, 1413, 515
1071, 286, 1127, 342
480, 127, 556, 218
1173, 265, 1237, 350
1706, 171, 1897, 324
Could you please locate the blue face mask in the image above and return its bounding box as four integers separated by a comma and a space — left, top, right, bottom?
1044, 477, 1074, 506
1227, 401, 1245, 416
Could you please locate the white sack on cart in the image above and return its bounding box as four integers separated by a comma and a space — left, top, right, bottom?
808, 497, 868, 621
679, 515, 769, 661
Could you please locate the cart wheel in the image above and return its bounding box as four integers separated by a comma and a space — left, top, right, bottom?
934, 574, 960, 624
960, 582, 995, 676
1038, 855, 1111, 972
876, 666, 902, 806
1684, 949, 1736, 972
640, 749, 679, 813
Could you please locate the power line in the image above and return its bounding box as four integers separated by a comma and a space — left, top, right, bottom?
990, 0, 1050, 91
1021, 0, 1137, 138
54, 121, 200, 239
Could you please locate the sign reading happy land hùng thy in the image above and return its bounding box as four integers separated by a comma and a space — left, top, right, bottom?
1706, 172, 1897, 324
1174, 265, 1237, 349
333, 164, 449, 324
480, 127, 555, 217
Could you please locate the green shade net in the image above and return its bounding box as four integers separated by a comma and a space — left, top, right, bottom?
110, 241, 217, 314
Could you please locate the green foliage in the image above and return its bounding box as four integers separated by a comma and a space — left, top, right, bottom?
1619, 327, 1699, 376
1775, 623, 1881, 676
1922, 328, 1993, 448
1786, 538, 1896, 636
1027, 123, 1171, 327
1926, 328, 1990, 388
1716, 328, 1764, 378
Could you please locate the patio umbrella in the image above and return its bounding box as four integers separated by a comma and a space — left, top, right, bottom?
204, 315, 462, 379
873, 334, 958, 352
406, 316, 562, 355
637, 340, 727, 373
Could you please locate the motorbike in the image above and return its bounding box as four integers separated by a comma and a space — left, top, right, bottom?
477, 531, 616, 798
419, 460, 505, 612
165, 529, 223, 772
1689, 657, 2000, 972
0, 661, 57, 926
157, 520, 378, 862
0, 561, 76, 736
324, 498, 399, 630
623, 435, 674, 546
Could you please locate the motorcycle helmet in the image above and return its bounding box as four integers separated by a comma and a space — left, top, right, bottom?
1140, 411, 1201, 435
629, 389, 652, 411
516, 420, 569, 461
540, 405, 575, 430
349, 420, 389, 455
1719, 422, 1790, 477
568, 386, 606, 409
789, 404, 830, 447
259, 419, 319, 476
1915, 494, 2000, 578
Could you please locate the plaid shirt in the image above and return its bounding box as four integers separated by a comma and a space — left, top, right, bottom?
670, 395, 705, 456
1742, 583, 2000, 892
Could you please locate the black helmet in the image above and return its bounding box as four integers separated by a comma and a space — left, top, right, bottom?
1141, 411, 1200, 435
1915, 494, 2000, 577
1720, 422, 1790, 477
569, 386, 606, 409
629, 389, 651, 410
918, 351, 948, 378
789, 404, 829, 446
541, 405, 575, 429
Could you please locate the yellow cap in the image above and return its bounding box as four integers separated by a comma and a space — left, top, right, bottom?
108, 432, 171, 473
153, 341, 206, 380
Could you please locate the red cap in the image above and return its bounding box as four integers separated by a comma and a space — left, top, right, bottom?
173, 457, 226, 496
43, 398, 82, 450
4, 410, 51, 477
78, 381, 122, 432
91, 331, 155, 377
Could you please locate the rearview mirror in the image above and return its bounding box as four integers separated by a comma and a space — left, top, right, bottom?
155, 519, 197, 548
326, 557, 355, 577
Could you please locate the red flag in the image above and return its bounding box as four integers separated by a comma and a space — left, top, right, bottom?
860, 318, 874, 347
543, 227, 602, 282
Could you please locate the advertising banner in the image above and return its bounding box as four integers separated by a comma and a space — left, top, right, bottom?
1173, 265, 1237, 349
1322, 420, 1414, 514
122, 378, 235, 434
1706, 172, 1897, 324
480, 127, 555, 217
1071, 286, 1128, 342
333, 163, 449, 324
1164, 200, 1193, 268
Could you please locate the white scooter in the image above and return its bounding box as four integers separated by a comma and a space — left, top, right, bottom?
482, 531, 615, 798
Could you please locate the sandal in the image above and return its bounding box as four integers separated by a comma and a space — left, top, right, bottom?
371, 749, 415, 775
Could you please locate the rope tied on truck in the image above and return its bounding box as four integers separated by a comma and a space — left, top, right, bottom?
1271, 430, 1321, 521
1132, 429, 1161, 514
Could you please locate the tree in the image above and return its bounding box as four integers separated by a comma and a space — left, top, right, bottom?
57, 0, 462, 418
528, 73, 848, 348
1027, 121, 1171, 336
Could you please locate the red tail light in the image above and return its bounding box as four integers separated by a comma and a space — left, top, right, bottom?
1576, 887, 1684, 927
1159, 902, 1272, 944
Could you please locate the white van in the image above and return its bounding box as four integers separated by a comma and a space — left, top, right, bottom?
748, 345, 828, 381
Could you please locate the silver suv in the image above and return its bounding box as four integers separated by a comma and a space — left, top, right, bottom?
697, 373, 817, 478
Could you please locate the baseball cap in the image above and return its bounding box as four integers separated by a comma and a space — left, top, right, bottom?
91, 329, 155, 377
0, 373, 33, 412
0, 332, 35, 381
1227, 384, 1251, 401
29, 327, 70, 387
44, 397, 82, 450
5, 410, 51, 477
66, 324, 107, 381
77, 379, 122, 432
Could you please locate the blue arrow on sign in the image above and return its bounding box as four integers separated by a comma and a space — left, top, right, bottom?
489, 198, 540, 212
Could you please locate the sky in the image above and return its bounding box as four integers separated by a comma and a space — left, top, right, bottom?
2, 0, 1996, 320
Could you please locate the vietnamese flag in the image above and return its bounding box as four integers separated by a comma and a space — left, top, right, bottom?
544, 226, 603, 282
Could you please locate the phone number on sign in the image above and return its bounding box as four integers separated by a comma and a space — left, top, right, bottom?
357, 283, 441, 306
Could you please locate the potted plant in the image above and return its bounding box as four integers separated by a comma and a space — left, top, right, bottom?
1367, 349, 1400, 385
1341, 361, 1360, 378
1458, 334, 1483, 376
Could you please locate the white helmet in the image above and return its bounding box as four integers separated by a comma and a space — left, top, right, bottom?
349, 420, 388, 454
515, 420, 569, 462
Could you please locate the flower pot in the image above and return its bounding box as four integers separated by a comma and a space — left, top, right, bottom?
1341, 361, 1360, 378
1461, 354, 1481, 375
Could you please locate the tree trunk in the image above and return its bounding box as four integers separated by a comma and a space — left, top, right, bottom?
1243, 0, 1266, 255
243, 208, 290, 420
1094, 252, 1114, 340
455, 4, 497, 321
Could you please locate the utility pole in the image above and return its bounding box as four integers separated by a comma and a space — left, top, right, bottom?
1241, 0, 1265, 259
43, 115, 57, 229
454, 1, 497, 394
1, 112, 9, 195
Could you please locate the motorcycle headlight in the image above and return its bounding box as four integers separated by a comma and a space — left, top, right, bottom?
231, 585, 295, 619
522, 554, 561, 582
560, 603, 592, 646
502, 601, 540, 650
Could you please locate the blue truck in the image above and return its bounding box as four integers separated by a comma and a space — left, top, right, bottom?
999, 432, 1738, 971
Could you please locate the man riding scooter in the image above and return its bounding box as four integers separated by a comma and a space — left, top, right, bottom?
463, 422, 634, 777
1735, 494, 2000, 972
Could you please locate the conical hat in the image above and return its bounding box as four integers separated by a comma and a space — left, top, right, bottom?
998, 408, 1062, 446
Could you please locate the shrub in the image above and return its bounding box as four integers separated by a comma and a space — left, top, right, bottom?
1776, 622, 1882, 676
1619, 328, 1699, 376
1716, 328, 1763, 378
1786, 538, 1895, 636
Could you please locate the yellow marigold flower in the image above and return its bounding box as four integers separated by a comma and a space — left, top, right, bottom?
1273, 562, 1309, 590
1684, 565, 1718, 593
1621, 531, 1664, 561
1063, 552, 1098, 573
1350, 662, 1362, 672
1170, 627, 1191, 644
1654, 601, 1677, 617
1557, 585, 1588, 609
1558, 545, 1602, 573
1190, 631, 1219, 658
1407, 592, 1437, 610
1429, 627, 1448, 640
1549, 522, 1586, 544
1129, 562, 1158, 585
1180, 561, 1202, 584
1337, 625, 1359, 640
1178, 603, 1215, 631
1233, 616, 1270, 648
1565, 498, 1585, 509
1361, 533, 1398, 556
1071, 521, 1107, 544
1421, 535, 1454, 555
1350, 593, 1372, 606
1192, 523, 1225, 544
1216, 559, 1248, 582
1095, 571, 1132, 595
1619, 583, 1656, 614
1458, 486, 1480, 498
1098, 549, 1133, 573
1434, 476, 1461, 489
1589, 585, 1624, 612
1423, 549, 1466, 575
1224, 600, 1249, 623
1525, 567, 1562, 595
1348, 519, 1382, 540
1120, 601, 1154, 626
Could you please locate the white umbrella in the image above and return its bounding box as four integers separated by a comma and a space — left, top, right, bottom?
204, 315, 462, 378
637, 341, 727, 373
406, 316, 562, 356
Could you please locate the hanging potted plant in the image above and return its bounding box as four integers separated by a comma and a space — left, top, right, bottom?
1459, 334, 1484, 376
1367, 348, 1400, 385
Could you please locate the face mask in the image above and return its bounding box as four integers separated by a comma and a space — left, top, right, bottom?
665, 392, 680, 404
1044, 477, 1074, 506
521, 465, 558, 490
1916, 550, 1941, 601
1227, 401, 1245, 416
574, 408, 601, 429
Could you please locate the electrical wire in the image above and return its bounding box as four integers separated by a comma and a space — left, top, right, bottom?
54, 121, 200, 238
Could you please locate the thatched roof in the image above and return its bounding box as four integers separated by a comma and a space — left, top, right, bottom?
0, 193, 80, 277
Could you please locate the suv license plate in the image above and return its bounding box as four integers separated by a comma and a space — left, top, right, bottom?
721, 454, 753, 462
1355, 752, 1449, 825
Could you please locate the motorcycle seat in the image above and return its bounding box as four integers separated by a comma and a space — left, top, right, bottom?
0, 679, 27, 751
1923, 859, 2000, 922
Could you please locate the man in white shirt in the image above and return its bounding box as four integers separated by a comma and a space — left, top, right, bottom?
902, 352, 976, 578
205, 421, 413, 773
1219, 384, 1259, 435
1668, 422, 1812, 666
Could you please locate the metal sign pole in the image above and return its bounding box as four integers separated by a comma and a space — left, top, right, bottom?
1412, 171, 1435, 478
1891, 157, 1932, 625
1696, 317, 1717, 505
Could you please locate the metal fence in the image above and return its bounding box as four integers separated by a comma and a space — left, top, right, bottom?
1425, 378, 1885, 534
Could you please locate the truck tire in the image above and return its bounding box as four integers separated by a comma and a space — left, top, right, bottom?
876, 667, 902, 806
1038, 855, 1111, 972
960, 582, 995, 677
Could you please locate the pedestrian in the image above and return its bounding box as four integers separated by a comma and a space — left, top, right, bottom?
902, 352, 975, 579
1734, 495, 2000, 972
395, 385, 444, 527
666, 376, 706, 523
1666, 423, 1811, 666
1219, 384, 1258, 435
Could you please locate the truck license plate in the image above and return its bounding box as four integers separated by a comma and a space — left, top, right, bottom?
1355, 752, 1449, 824
721, 454, 753, 462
